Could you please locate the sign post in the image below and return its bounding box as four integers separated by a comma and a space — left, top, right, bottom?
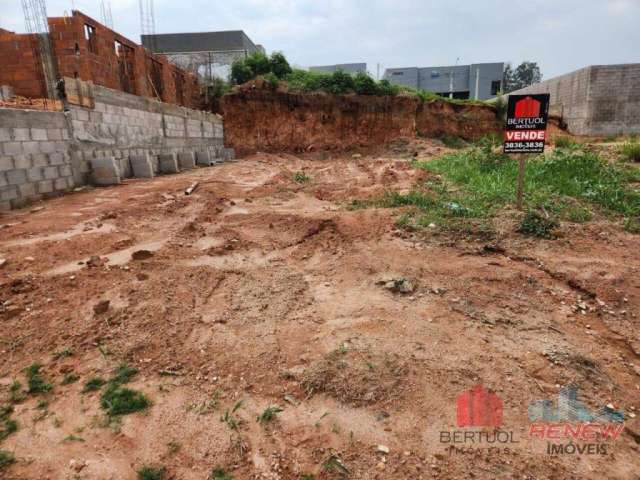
503, 94, 550, 210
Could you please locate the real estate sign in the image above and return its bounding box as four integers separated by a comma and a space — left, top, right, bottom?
503, 94, 550, 154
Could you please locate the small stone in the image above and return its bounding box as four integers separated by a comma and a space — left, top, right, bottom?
0, 258, 7, 268
93, 300, 110, 315
352, 153, 362, 159
25, 256, 35, 262
136, 273, 149, 281
377, 445, 390, 454
428, 223, 436, 228
30, 206, 45, 213
376, 462, 385, 471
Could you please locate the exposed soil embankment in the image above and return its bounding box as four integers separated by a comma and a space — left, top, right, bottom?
221, 81, 501, 156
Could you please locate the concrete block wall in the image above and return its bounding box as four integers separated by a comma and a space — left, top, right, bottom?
506, 63, 640, 136
0, 109, 75, 210
0, 81, 226, 210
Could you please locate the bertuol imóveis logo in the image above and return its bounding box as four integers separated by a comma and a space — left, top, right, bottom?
439, 385, 519, 456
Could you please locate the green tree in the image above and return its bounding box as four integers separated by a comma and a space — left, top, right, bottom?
230, 59, 254, 85
504, 61, 542, 92
353, 72, 378, 95
245, 52, 271, 77
269, 52, 292, 79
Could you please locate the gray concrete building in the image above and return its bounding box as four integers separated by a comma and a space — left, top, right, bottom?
309, 63, 367, 75
141, 31, 265, 81
502, 63, 640, 136
383, 62, 504, 100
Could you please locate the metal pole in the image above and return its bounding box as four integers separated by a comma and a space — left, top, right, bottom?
474, 68, 480, 100
517, 156, 526, 210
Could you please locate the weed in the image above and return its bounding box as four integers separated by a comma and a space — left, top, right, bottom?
112, 364, 139, 384
100, 385, 150, 416
0, 418, 17, 441
210, 467, 234, 480
0, 450, 15, 469
620, 139, 640, 162
301, 475, 315, 480
554, 136, 579, 149
322, 453, 349, 476
518, 210, 559, 239
63, 434, 85, 442
82, 377, 107, 393
36, 400, 48, 410
220, 400, 244, 430
0, 405, 13, 419
99, 364, 150, 416
52, 347, 73, 360
257, 406, 283, 424
61, 373, 79, 385
167, 440, 181, 454
293, 171, 310, 184
137, 466, 166, 480
24, 363, 52, 395
564, 205, 593, 223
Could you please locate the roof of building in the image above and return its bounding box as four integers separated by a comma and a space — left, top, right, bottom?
309, 63, 367, 74
141, 30, 260, 54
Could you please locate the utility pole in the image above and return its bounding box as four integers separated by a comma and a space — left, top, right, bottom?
474, 67, 480, 100
449, 56, 460, 99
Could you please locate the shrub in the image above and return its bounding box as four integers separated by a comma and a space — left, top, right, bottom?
244, 52, 271, 77
293, 171, 310, 183
518, 211, 559, 239
376, 79, 399, 96
263, 72, 279, 89
353, 72, 378, 95
230, 59, 254, 85
269, 51, 292, 79
211, 467, 234, 480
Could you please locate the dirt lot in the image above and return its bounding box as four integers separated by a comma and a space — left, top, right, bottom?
0, 140, 638, 479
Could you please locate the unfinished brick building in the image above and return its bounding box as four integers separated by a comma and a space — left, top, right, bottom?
0, 10, 202, 109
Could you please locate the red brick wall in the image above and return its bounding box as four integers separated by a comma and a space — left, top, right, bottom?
0, 28, 47, 98
0, 12, 201, 108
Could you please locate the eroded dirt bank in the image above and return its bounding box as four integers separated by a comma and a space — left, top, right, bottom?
0, 141, 638, 479
221, 83, 501, 155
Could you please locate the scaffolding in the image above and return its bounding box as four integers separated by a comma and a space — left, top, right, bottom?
100, 0, 113, 30
139, 0, 156, 37
21, 0, 58, 98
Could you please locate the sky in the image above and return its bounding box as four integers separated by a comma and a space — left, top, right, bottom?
1, 0, 639, 79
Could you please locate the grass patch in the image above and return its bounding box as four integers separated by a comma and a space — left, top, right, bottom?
99, 364, 150, 417
416, 147, 640, 221
24, 364, 52, 395
257, 406, 283, 424
0, 450, 15, 469
210, 467, 234, 480
554, 136, 580, 149
82, 377, 107, 393
293, 171, 311, 184
620, 139, 640, 162
137, 466, 166, 480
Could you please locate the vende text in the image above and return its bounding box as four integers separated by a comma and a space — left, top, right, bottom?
504, 130, 546, 141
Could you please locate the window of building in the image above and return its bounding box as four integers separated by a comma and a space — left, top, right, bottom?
84, 24, 97, 53
491, 80, 502, 96
430, 71, 440, 78
114, 39, 123, 56
392, 71, 404, 76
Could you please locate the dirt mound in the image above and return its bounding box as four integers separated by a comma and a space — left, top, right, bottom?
221, 82, 500, 156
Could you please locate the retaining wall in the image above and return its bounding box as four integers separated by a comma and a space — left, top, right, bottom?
0, 81, 225, 210
506, 63, 640, 136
